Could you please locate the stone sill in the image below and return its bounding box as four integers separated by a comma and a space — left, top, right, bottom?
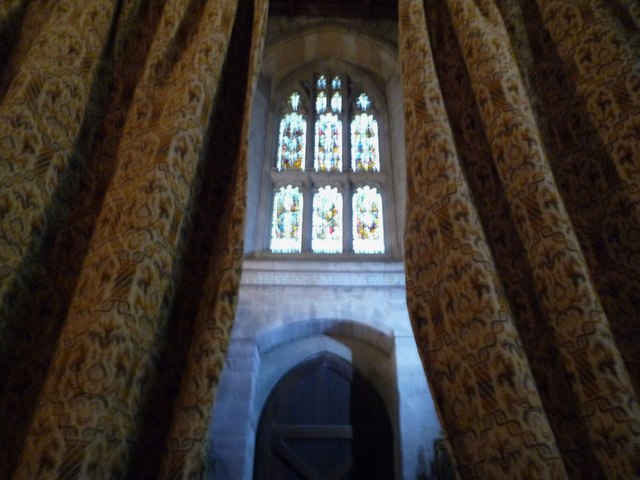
240, 259, 406, 288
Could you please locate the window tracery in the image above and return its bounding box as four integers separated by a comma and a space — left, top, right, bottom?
269, 72, 389, 256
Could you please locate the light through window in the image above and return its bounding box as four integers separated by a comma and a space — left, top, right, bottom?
270, 73, 386, 255
277, 93, 306, 171
353, 186, 384, 254
270, 185, 303, 253
312, 186, 343, 254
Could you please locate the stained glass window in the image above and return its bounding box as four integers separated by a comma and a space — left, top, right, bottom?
270, 185, 303, 253
331, 92, 342, 113
351, 113, 379, 172
315, 113, 342, 172
277, 113, 306, 171
271, 76, 389, 255
356, 93, 371, 111
316, 91, 327, 114
289, 92, 301, 111
352, 186, 384, 254
312, 186, 343, 254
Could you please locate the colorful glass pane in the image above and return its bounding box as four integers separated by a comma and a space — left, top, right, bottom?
331, 92, 342, 113
332, 76, 342, 89
356, 93, 371, 111
289, 92, 301, 111
277, 113, 306, 171
312, 186, 343, 253
351, 113, 380, 172
352, 186, 384, 254
316, 91, 327, 113
317, 75, 327, 89
314, 113, 342, 172
270, 185, 303, 253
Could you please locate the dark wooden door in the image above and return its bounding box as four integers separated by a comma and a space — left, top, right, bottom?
254, 354, 393, 480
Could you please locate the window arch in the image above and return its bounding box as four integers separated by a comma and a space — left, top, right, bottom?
268, 71, 392, 256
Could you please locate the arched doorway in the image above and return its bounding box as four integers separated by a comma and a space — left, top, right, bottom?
254, 353, 393, 479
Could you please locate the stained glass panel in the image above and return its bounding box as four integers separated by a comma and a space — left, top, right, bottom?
316, 91, 327, 114
351, 113, 380, 172
352, 186, 384, 254
277, 113, 306, 171
315, 113, 342, 172
289, 92, 301, 111
317, 75, 327, 89
356, 93, 371, 111
332, 76, 341, 89
312, 186, 343, 253
271, 186, 303, 253
331, 92, 342, 113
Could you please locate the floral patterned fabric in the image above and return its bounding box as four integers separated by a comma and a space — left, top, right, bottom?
400, 0, 640, 478
1, 0, 639, 478
0, 0, 267, 478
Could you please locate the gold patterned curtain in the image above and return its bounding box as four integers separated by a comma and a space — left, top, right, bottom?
0, 0, 267, 478
400, 0, 640, 478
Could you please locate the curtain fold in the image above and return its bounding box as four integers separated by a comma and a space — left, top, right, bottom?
399, 1, 565, 478
2, 0, 639, 478
0, 0, 266, 478
401, 0, 640, 478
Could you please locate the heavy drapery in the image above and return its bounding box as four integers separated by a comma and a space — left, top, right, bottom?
0, 0, 267, 477
2, 0, 639, 478
401, 0, 640, 478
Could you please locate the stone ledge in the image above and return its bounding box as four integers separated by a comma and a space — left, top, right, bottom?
241, 260, 406, 287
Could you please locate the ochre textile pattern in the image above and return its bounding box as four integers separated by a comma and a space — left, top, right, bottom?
2, 0, 639, 478
534, 0, 640, 400
0, 0, 266, 478
400, 0, 565, 478
425, 0, 609, 476
157, 0, 267, 476
401, 0, 640, 478
0, 0, 117, 357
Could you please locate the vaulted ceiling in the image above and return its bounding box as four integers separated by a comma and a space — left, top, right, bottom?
269, 0, 398, 19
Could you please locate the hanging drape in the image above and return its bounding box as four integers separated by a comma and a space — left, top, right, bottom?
0, 0, 267, 477
2, 0, 639, 478
400, 0, 640, 478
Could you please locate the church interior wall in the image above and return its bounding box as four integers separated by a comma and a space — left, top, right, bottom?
208, 17, 442, 479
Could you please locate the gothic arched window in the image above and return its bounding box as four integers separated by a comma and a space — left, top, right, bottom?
269, 72, 391, 256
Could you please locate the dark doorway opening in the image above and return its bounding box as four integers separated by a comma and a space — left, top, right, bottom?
254, 353, 393, 479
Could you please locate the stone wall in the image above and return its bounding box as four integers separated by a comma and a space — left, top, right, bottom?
209, 261, 442, 479
208, 17, 441, 479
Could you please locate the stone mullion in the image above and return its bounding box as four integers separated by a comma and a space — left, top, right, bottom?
13, 0, 239, 478
0, 0, 117, 356
445, 0, 640, 476
536, 0, 640, 201
400, 1, 563, 478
